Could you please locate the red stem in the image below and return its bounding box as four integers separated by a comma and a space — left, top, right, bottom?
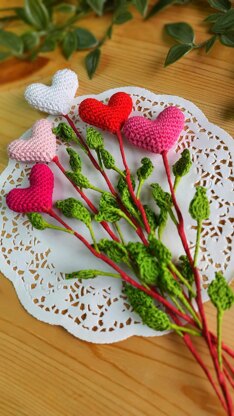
211, 333, 234, 359
53, 156, 119, 242
47, 208, 195, 325
223, 356, 234, 377
63, 115, 148, 245
116, 130, 151, 234
224, 368, 234, 390
171, 313, 227, 412
162, 150, 233, 415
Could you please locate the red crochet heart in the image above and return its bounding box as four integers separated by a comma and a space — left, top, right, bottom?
79, 92, 133, 133
6, 164, 54, 213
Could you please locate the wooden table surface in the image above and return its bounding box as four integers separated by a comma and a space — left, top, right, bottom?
0, 2, 233, 415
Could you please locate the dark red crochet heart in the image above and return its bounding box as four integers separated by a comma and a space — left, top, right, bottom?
79, 92, 133, 133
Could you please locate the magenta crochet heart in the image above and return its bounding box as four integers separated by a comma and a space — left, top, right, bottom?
6, 164, 54, 213
122, 106, 185, 154
8, 119, 56, 163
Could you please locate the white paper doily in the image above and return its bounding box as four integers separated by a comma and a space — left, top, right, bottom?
0, 87, 233, 344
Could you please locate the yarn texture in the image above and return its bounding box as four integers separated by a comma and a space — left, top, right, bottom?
8, 119, 56, 163
123, 106, 185, 153
6, 164, 54, 213
24, 69, 78, 115
79, 92, 133, 133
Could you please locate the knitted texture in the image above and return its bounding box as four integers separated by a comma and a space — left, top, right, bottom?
24, 69, 78, 115
79, 92, 133, 133
123, 106, 185, 154
8, 119, 56, 163
6, 164, 54, 213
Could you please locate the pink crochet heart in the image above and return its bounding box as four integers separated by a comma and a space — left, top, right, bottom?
123, 106, 185, 154
6, 164, 54, 213
8, 119, 56, 163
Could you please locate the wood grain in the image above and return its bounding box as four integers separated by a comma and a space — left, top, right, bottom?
0, 1, 233, 415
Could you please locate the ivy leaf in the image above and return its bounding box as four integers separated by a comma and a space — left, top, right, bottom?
54, 3, 77, 13
85, 48, 101, 79
114, 11, 133, 25
87, 0, 107, 15
0, 30, 23, 55
40, 36, 57, 52
205, 35, 217, 52
21, 31, 40, 52
164, 43, 193, 66
204, 13, 224, 23
212, 9, 234, 33
165, 22, 195, 44
207, 0, 231, 12
133, 0, 148, 16
75, 27, 97, 50
189, 186, 210, 222
220, 31, 234, 46
147, 0, 174, 19
24, 0, 50, 30
208, 272, 234, 311
62, 31, 77, 59
15, 7, 33, 25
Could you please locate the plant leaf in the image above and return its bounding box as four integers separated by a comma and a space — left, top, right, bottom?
24, 0, 50, 30
86, 0, 107, 15
212, 9, 234, 33
54, 3, 77, 13
85, 48, 101, 79
164, 43, 192, 66
147, 0, 175, 19
114, 11, 133, 25
207, 0, 231, 12
165, 22, 195, 44
220, 31, 234, 46
75, 27, 97, 50
204, 13, 223, 23
62, 30, 77, 59
40, 35, 56, 52
0, 29, 23, 54
133, 0, 148, 16
21, 31, 40, 52
205, 35, 217, 52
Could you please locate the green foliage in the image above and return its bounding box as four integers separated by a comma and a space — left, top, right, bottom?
143, 205, 159, 232
178, 255, 194, 285
158, 266, 182, 297
99, 192, 118, 210
117, 172, 135, 193
66, 147, 82, 172
148, 235, 172, 264
151, 183, 172, 211
66, 171, 92, 189
66, 269, 102, 279
124, 284, 171, 331
189, 186, 210, 222
86, 127, 104, 150
172, 149, 192, 179
97, 239, 129, 263
100, 148, 116, 169
127, 242, 160, 285
137, 157, 154, 182
95, 208, 121, 223
0, 0, 233, 75
208, 272, 234, 312
56, 197, 91, 226
52, 123, 77, 143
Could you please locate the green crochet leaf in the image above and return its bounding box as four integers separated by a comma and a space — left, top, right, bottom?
86, 127, 104, 150
172, 149, 192, 178
56, 198, 91, 226
97, 239, 129, 263
52, 122, 77, 143
66, 270, 99, 279
66, 147, 82, 172
151, 183, 172, 211
137, 157, 154, 181
179, 255, 194, 285
120, 187, 139, 219
27, 212, 48, 230
158, 266, 182, 297
66, 171, 92, 189
143, 205, 159, 232
148, 235, 172, 264
208, 272, 234, 312
189, 186, 210, 221
124, 284, 171, 331
100, 148, 116, 169
117, 172, 136, 193
95, 208, 121, 223
99, 192, 118, 210
127, 242, 159, 285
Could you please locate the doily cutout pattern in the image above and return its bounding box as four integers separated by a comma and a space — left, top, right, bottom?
0, 87, 233, 344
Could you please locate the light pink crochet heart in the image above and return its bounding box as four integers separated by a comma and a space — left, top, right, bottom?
123, 106, 185, 154
8, 119, 56, 163
6, 164, 54, 213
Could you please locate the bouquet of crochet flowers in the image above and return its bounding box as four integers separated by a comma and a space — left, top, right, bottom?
5, 69, 234, 415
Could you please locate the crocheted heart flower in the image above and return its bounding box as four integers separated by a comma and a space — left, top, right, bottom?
8, 119, 56, 163
79, 92, 133, 133
25, 69, 79, 115
6, 164, 54, 213
123, 106, 185, 154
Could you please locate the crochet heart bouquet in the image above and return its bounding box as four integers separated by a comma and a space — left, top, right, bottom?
1, 69, 234, 414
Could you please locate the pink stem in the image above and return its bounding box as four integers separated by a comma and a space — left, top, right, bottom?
211, 333, 234, 359
53, 156, 119, 242
48, 208, 195, 325
116, 130, 151, 234
162, 150, 233, 415
224, 368, 234, 390
63, 115, 148, 245
223, 356, 234, 377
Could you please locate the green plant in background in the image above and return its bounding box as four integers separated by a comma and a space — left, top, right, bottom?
0, 0, 233, 77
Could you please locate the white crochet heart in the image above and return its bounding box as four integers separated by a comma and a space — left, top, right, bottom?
24, 69, 79, 115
